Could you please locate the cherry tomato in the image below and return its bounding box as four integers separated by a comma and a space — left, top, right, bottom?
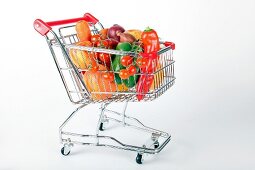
127, 65, 137, 76
121, 55, 133, 67
136, 57, 149, 68
119, 69, 130, 79
98, 53, 111, 65
91, 34, 101, 43
96, 40, 110, 48
102, 72, 115, 82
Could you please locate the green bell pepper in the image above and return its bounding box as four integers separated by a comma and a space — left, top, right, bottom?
112, 42, 132, 85
116, 42, 132, 51
123, 73, 139, 88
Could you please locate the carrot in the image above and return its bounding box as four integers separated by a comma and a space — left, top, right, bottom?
75, 20, 91, 41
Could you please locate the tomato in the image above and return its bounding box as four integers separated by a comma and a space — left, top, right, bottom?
119, 69, 130, 79
98, 53, 111, 65
127, 65, 137, 76
91, 34, 101, 44
136, 57, 149, 68
120, 55, 133, 67
102, 72, 115, 82
96, 40, 110, 48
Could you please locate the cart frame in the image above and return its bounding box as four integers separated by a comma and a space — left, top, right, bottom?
34, 13, 175, 164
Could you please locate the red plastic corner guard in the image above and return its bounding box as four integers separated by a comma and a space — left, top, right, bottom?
34, 19, 52, 36
83, 13, 98, 25
164, 42, 175, 50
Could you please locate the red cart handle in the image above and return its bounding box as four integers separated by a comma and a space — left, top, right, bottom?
34, 13, 99, 36
164, 41, 175, 50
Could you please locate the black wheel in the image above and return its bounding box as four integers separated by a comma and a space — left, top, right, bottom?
136, 153, 143, 164
99, 122, 104, 131
154, 141, 160, 149
61, 147, 70, 156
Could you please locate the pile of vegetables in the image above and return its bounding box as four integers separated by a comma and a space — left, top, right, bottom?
70, 20, 163, 101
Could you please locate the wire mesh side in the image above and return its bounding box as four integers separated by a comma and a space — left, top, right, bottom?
47, 25, 175, 103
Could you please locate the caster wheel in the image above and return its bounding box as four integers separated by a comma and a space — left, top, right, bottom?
136, 153, 143, 164
61, 146, 70, 156
154, 141, 159, 149
99, 122, 104, 131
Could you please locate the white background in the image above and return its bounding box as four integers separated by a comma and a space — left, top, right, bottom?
1, 0, 255, 169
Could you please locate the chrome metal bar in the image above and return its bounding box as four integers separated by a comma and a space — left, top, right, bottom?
61, 130, 170, 154
59, 103, 88, 143
155, 136, 171, 154
49, 30, 90, 96
95, 103, 108, 144
107, 116, 169, 138
103, 108, 169, 137
71, 141, 147, 153
122, 101, 128, 126
45, 36, 78, 104
65, 44, 137, 56
97, 21, 104, 29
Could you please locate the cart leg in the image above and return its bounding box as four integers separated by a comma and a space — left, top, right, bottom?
98, 103, 106, 131
96, 103, 108, 143
59, 104, 88, 155
59, 103, 88, 143
151, 133, 160, 149
122, 101, 128, 126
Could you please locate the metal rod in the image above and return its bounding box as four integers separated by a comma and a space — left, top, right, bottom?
103, 108, 169, 137
59, 103, 88, 143
95, 103, 108, 144
61, 131, 171, 154
49, 30, 90, 96
122, 101, 128, 126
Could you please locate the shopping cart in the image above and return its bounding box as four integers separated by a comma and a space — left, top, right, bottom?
33, 13, 175, 164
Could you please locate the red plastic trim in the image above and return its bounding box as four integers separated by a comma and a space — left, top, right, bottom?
34, 13, 99, 36
46, 17, 86, 26
34, 19, 52, 36
84, 13, 99, 25
164, 42, 175, 50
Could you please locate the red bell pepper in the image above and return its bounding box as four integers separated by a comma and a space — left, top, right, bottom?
136, 27, 160, 101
